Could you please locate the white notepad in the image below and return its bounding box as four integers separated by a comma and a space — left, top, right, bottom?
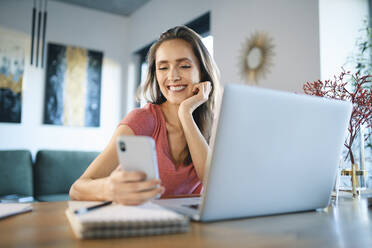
66, 201, 189, 239
0, 203, 32, 219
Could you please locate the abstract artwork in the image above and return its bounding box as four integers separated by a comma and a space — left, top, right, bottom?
44, 43, 103, 127
0, 27, 27, 123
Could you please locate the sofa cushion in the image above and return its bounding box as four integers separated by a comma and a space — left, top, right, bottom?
35, 193, 70, 202
34, 150, 99, 197
0, 150, 33, 196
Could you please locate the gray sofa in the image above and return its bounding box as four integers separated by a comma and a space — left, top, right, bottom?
0, 150, 99, 202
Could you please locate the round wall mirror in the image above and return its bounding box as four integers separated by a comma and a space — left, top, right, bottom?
240, 32, 275, 84
246, 47, 263, 70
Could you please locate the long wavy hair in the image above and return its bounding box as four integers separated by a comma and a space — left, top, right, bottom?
138, 26, 220, 164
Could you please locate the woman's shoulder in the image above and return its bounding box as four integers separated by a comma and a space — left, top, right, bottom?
119, 103, 159, 136
131, 103, 160, 119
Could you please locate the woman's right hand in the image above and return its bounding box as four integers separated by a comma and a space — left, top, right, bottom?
105, 166, 164, 205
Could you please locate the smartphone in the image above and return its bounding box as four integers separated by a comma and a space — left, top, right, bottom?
116, 136, 159, 180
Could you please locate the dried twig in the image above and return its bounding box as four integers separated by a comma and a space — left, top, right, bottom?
303, 69, 372, 164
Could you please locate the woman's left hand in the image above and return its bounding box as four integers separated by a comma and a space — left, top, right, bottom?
178, 81, 212, 117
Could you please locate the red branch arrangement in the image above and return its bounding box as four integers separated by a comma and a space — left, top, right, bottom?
303, 69, 372, 165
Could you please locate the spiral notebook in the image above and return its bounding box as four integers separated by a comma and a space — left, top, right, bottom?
65, 201, 189, 239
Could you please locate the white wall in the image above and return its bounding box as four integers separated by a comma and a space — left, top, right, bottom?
0, 0, 129, 156
319, 0, 369, 80
214, 0, 320, 92
3, 0, 366, 157
126, 0, 320, 96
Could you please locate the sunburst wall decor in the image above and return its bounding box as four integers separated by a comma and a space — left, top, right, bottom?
239, 31, 275, 84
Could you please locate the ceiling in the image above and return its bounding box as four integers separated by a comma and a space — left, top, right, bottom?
53, 0, 151, 17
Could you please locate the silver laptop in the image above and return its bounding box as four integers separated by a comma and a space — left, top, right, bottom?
154, 83, 352, 222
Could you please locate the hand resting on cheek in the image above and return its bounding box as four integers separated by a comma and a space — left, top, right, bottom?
179, 81, 212, 116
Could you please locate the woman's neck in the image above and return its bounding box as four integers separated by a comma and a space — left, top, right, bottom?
160, 101, 182, 129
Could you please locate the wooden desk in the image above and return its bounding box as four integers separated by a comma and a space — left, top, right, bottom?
0, 198, 371, 248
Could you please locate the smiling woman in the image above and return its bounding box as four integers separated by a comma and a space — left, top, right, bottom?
155, 40, 202, 105
69, 26, 220, 206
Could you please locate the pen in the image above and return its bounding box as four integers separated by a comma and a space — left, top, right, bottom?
74, 201, 112, 215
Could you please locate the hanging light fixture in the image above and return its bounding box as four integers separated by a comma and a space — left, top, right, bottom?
41, 0, 48, 68
30, 0, 36, 65
35, 0, 42, 67
30, 0, 48, 68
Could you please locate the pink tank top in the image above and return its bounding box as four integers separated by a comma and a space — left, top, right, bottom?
120, 103, 202, 196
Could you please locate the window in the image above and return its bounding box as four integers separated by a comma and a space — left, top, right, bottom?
202, 35, 213, 57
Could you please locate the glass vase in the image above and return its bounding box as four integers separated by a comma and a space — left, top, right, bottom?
338, 127, 368, 196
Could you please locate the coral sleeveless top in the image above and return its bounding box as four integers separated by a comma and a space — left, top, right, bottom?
120, 103, 202, 196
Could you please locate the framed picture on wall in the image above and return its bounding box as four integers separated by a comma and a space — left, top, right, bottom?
0, 26, 28, 123
43, 42, 103, 127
